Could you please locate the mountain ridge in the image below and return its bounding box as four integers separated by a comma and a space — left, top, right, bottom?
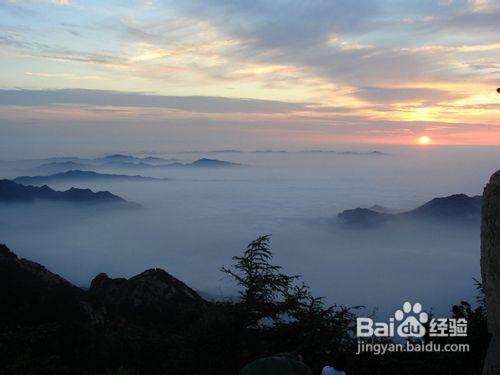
338, 193, 482, 226
33, 157, 242, 173
0, 243, 204, 327
14, 170, 166, 186
0, 179, 134, 206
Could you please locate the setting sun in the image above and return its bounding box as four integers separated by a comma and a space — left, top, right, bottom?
418, 136, 430, 144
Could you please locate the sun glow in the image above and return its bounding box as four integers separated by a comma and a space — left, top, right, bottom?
417, 136, 430, 144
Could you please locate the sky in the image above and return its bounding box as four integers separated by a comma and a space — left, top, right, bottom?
0, 0, 500, 155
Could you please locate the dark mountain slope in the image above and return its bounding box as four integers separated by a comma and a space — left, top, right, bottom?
89, 269, 204, 321
410, 194, 482, 218
0, 244, 206, 374
0, 244, 91, 327
0, 179, 129, 205
0, 244, 204, 326
338, 194, 482, 226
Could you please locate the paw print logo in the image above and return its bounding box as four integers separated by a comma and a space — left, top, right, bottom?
395, 302, 428, 338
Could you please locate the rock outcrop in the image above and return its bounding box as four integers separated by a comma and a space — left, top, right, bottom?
89, 269, 204, 321
0, 243, 207, 373
0, 243, 204, 327
481, 171, 500, 374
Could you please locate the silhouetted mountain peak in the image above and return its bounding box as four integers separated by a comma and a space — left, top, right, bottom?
0, 179, 131, 205
35, 161, 90, 173
1, 244, 205, 329
0, 244, 93, 329
0, 243, 19, 262
191, 158, 240, 167
410, 194, 482, 217
0, 244, 71, 288
89, 268, 204, 310
102, 154, 135, 161
338, 193, 482, 227
14, 170, 164, 185
338, 207, 389, 226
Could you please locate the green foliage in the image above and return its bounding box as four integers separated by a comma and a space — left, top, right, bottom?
221, 234, 302, 326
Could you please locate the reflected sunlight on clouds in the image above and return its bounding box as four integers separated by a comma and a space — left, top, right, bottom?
0, 0, 499, 149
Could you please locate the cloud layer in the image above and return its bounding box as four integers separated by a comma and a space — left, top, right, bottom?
0, 89, 309, 113
0, 0, 499, 149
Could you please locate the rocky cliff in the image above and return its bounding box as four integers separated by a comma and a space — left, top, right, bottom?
481, 171, 500, 375
0, 243, 206, 373
0, 243, 204, 327
89, 269, 204, 322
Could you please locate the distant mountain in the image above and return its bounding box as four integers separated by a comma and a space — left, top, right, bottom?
30, 155, 178, 173
338, 208, 391, 226
14, 170, 165, 186
338, 194, 482, 226
27, 155, 241, 173
100, 154, 136, 162
35, 161, 91, 173
299, 150, 387, 155
141, 156, 176, 163
410, 194, 482, 218
98, 161, 160, 169
254, 149, 288, 153
208, 150, 242, 154
96, 154, 177, 164
0, 179, 132, 205
36, 156, 82, 163
99, 158, 242, 169
96, 160, 178, 169
175, 149, 386, 155
190, 158, 241, 167
369, 204, 396, 214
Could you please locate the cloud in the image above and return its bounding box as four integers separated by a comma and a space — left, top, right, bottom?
24, 71, 109, 80
0, 30, 126, 67
173, 0, 379, 49
164, 0, 500, 87
355, 87, 464, 104
401, 42, 500, 54
3, 0, 499, 89
0, 88, 310, 113
310, 106, 357, 113
6, 0, 71, 5
0, 0, 499, 145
